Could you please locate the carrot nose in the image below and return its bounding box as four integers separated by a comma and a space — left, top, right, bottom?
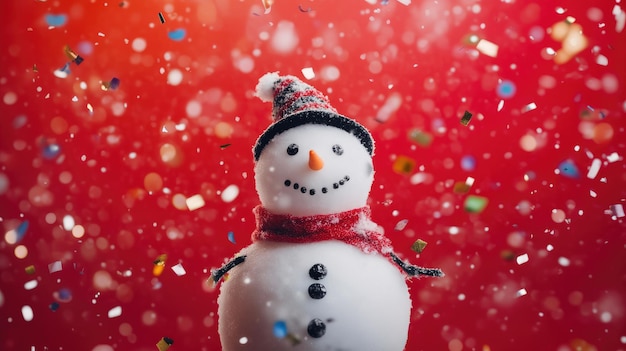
308, 150, 324, 171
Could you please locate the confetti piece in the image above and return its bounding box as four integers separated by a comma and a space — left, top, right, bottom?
24, 280, 38, 290
171, 263, 187, 276
586, 158, 601, 179
376, 93, 402, 123
54, 63, 71, 78
453, 181, 471, 194
301, 67, 315, 79
274, 320, 288, 338
168, 28, 187, 41
221, 184, 240, 203
497, 100, 505, 112
186, 194, 205, 211
22, 305, 34, 321
610, 204, 625, 218
228, 231, 236, 244
558, 159, 580, 178
496, 80, 516, 99
606, 152, 619, 163
153, 254, 167, 276
109, 77, 120, 90
516, 288, 528, 297
394, 219, 408, 231
45, 14, 68, 27
156, 337, 174, 351
49, 302, 60, 311
48, 261, 62, 273
408, 129, 433, 147
262, 0, 274, 13
392, 155, 416, 175
107, 306, 122, 318
558, 257, 570, 267
158, 12, 166, 24
516, 253, 529, 265
220, 143, 232, 149
411, 239, 428, 253
460, 156, 476, 171
476, 39, 499, 57
464, 195, 488, 213
298, 5, 312, 12
15, 220, 29, 243
460, 111, 472, 126
25, 265, 36, 274
521, 102, 537, 114
42, 143, 61, 159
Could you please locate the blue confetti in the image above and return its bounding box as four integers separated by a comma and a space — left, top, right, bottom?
496, 80, 516, 99
109, 77, 121, 90
558, 159, 580, 179
50, 302, 60, 311
43, 143, 61, 159
58, 288, 72, 301
227, 231, 236, 244
168, 28, 186, 41
460, 155, 476, 171
45, 14, 68, 27
16, 221, 29, 243
273, 321, 288, 338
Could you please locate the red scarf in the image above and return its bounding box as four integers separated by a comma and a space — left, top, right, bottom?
251, 205, 393, 256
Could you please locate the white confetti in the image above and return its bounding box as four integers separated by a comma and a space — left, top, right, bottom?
465, 177, 475, 186
516, 288, 528, 297
595, 54, 608, 66
476, 39, 499, 57
497, 99, 505, 112
521, 102, 537, 113
62, 215, 75, 230
48, 261, 62, 273
22, 305, 34, 321
171, 263, 187, 276
610, 204, 625, 218
394, 219, 409, 231
586, 158, 601, 179
185, 194, 205, 211
107, 306, 122, 318
221, 184, 239, 203
590, 190, 597, 198
558, 257, 570, 267
301, 67, 315, 80
24, 280, 38, 290
516, 253, 529, 265
606, 152, 619, 163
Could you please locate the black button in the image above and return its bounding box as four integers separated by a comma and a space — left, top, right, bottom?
307, 318, 326, 338
284, 180, 291, 186
308, 264, 327, 280
308, 283, 327, 299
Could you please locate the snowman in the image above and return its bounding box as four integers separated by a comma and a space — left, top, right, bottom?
212, 72, 443, 351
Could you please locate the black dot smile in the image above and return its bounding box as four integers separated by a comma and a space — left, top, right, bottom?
284, 175, 350, 196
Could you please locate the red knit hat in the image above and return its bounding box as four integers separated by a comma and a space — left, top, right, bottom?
253, 72, 374, 161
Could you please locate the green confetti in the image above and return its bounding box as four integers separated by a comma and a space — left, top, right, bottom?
464, 195, 488, 213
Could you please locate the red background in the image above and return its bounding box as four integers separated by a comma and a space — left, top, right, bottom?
1, 0, 625, 350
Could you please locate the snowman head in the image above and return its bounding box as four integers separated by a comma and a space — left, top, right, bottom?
253, 73, 375, 216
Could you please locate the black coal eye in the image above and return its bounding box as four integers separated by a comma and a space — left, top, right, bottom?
332, 144, 343, 155
287, 144, 299, 156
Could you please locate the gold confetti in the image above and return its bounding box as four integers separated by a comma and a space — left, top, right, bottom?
156, 337, 174, 351
460, 110, 473, 126
25, 265, 36, 274
153, 254, 167, 276
411, 239, 428, 253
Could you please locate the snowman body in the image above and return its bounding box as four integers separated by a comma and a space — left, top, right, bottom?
218, 240, 410, 351
214, 73, 433, 351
